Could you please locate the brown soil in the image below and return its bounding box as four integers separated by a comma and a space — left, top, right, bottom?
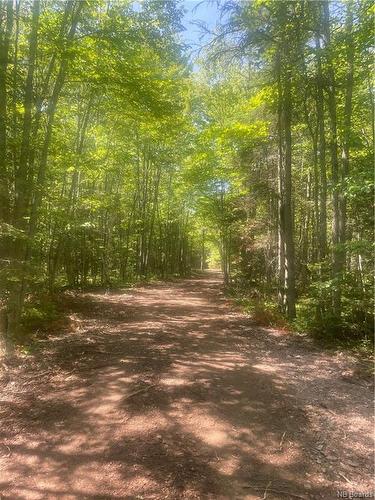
0, 272, 373, 499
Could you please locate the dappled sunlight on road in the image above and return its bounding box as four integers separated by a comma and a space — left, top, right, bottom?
0, 274, 373, 499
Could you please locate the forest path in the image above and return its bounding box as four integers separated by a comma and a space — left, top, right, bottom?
0, 272, 373, 499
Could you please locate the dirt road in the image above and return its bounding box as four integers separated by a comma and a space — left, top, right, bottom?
0, 273, 373, 499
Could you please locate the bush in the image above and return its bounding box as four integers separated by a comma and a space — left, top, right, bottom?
22, 298, 60, 333
251, 300, 288, 328
294, 295, 374, 352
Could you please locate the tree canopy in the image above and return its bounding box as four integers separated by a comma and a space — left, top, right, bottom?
0, 0, 373, 354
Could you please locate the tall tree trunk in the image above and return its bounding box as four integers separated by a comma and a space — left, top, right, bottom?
5, 0, 40, 355
14, 0, 40, 225
276, 50, 286, 312
24, 1, 75, 216
315, 32, 327, 263
322, 1, 342, 317
341, 0, 354, 269
5, 1, 85, 353
0, 0, 13, 223
29, 1, 85, 237
276, 19, 296, 320
282, 61, 296, 319
200, 228, 206, 270
0, 0, 14, 354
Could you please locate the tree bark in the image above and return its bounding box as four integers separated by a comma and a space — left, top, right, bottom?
282, 62, 296, 319
276, 50, 286, 313
322, 1, 342, 317
0, 0, 13, 223
314, 31, 327, 262
340, 0, 354, 268
5, 0, 85, 353
14, 0, 40, 225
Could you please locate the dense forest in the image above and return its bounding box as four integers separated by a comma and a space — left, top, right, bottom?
0, 0, 373, 355
0, 2, 373, 498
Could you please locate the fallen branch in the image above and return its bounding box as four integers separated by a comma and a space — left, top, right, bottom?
262, 481, 272, 499
279, 431, 286, 450
123, 384, 157, 401
243, 486, 307, 499
318, 402, 336, 415
0, 444, 11, 458
338, 472, 352, 485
